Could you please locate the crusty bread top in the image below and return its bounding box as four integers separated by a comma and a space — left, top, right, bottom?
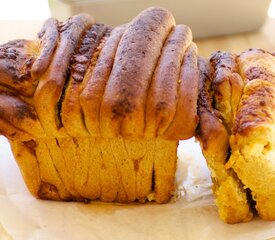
164, 43, 199, 140
196, 56, 229, 167
238, 49, 275, 83
100, 7, 176, 138
0, 8, 200, 141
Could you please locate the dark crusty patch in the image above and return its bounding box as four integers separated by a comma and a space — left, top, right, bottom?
38, 181, 61, 200
245, 66, 275, 82
15, 104, 37, 121
111, 97, 135, 119
70, 23, 110, 83
0, 40, 36, 96
23, 140, 37, 156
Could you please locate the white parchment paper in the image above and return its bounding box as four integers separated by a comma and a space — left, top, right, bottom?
1, 136, 275, 240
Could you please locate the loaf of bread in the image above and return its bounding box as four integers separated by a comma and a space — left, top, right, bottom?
0, 7, 199, 203
197, 49, 275, 223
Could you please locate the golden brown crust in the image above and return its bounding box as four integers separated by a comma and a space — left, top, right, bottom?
100, 7, 176, 138
232, 49, 275, 135
164, 43, 199, 140
196, 57, 229, 164
232, 80, 275, 135
145, 25, 192, 138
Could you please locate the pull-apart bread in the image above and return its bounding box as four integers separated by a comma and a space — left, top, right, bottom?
0, 8, 199, 203
1, 6, 274, 224
197, 49, 275, 223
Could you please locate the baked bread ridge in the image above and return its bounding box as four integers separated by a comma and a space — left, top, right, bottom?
0, 7, 199, 204
61, 23, 112, 137
100, 7, 176, 138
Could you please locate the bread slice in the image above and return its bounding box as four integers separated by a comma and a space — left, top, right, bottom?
164, 43, 199, 140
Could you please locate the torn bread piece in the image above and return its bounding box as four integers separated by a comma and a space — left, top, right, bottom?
227, 49, 275, 220
196, 56, 253, 224
210, 51, 244, 132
